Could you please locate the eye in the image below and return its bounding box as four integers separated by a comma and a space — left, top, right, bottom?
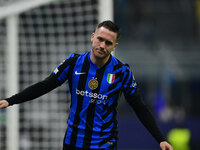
105, 41, 113, 46
97, 36, 113, 46
97, 37, 104, 42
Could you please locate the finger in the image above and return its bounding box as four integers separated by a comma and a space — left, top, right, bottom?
0, 104, 3, 108
0, 103, 4, 108
0, 102, 6, 108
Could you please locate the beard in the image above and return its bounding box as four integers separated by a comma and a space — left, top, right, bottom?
92, 48, 111, 60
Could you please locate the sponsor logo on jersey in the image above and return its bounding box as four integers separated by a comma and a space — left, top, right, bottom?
88, 77, 98, 90
107, 73, 115, 84
76, 88, 107, 104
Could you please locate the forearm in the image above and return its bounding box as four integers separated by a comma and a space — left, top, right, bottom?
6, 74, 61, 106
126, 91, 166, 143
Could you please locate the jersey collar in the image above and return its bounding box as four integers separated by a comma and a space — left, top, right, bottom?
88, 52, 112, 70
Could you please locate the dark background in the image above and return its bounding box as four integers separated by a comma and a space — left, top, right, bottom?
114, 0, 200, 149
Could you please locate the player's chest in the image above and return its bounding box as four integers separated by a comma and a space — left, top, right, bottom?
72, 66, 121, 92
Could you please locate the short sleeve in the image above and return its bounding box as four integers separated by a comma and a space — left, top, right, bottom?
122, 67, 137, 97
53, 53, 77, 84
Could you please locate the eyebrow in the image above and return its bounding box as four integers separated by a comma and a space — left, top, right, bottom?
97, 36, 114, 45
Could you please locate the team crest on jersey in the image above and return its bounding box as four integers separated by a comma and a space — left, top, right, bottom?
107, 73, 115, 84
88, 77, 98, 90
107, 141, 113, 145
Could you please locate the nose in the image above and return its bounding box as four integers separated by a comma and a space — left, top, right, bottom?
100, 41, 106, 49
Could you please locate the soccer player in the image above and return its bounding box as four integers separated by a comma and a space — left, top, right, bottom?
0, 20, 173, 150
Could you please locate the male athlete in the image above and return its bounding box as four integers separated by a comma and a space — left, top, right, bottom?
0, 20, 173, 150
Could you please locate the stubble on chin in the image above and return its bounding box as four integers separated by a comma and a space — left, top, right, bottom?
94, 50, 109, 60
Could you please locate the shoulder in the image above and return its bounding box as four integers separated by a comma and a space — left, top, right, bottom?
67, 52, 89, 60
65, 53, 80, 60
64, 52, 88, 63
56, 53, 82, 69
111, 55, 131, 72
53, 52, 87, 75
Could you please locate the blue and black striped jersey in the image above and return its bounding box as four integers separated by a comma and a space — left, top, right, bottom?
6, 51, 165, 149
53, 52, 137, 149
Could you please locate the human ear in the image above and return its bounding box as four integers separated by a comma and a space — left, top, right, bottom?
91, 33, 95, 42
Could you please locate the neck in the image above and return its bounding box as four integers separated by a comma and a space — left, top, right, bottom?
90, 53, 110, 68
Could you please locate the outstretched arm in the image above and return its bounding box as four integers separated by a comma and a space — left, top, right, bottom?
0, 73, 61, 108
126, 91, 173, 150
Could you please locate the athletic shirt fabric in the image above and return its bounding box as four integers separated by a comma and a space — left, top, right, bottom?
53, 52, 137, 149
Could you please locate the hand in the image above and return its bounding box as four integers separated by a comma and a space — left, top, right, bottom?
0, 100, 9, 109
160, 141, 173, 150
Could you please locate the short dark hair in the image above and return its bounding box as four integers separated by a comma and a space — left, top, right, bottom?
97, 20, 120, 40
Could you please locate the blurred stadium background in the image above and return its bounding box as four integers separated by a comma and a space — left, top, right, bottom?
0, 0, 200, 150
